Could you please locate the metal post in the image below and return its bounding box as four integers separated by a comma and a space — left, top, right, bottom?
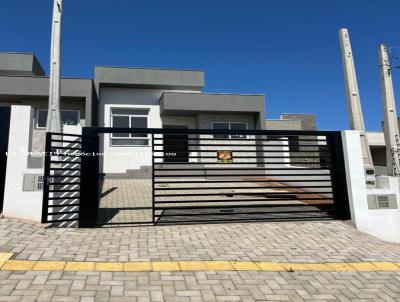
41, 132, 53, 223
152, 133, 156, 225
327, 132, 351, 219
46, 0, 63, 133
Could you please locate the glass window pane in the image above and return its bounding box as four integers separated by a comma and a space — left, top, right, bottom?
112, 108, 149, 115
112, 116, 129, 137
213, 123, 229, 139
131, 116, 147, 128
113, 115, 129, 127
111, 139, 149, 146
213, 122, 229, 130
230, 122, 247, 139
61, 111, 79, 125
37, 110, 47, 128
131, 117, 148, 137
230, 123, 246, 130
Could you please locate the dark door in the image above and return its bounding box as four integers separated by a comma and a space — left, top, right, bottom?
163, 131, 189, 163
0, 107, 11, 212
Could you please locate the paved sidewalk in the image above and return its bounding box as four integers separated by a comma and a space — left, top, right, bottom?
1, 218, 400, 263
0, 270, 399, 301
0, 218, 400, 301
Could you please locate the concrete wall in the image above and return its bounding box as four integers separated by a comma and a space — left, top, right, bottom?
280, 114, 317, 130
100, 88, 263, 175
160, 92, 265, 130
0, 76, 94, 126
3, 106, 43, 221
99, 87, 163, 174
95, 67, 205, 90
265, 119, 302, 130
342, 130, 400, 243
161, 115, 197, 128
0, 99, 86, 170
0, 53, 45, 76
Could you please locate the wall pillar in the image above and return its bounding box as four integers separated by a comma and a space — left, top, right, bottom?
342, 130, 400, 242
3, 105, 43, 221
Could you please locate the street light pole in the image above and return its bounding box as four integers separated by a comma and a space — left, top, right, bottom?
46, 0, 63, 133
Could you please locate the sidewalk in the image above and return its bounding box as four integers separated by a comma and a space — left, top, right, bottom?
0, 218, 399, 301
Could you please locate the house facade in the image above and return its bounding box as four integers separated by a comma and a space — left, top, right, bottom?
95, 66, 265, 176
0, 51, 322, 221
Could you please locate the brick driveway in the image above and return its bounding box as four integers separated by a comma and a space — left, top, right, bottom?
96, 178, 334, 226
0, 218, 400, 301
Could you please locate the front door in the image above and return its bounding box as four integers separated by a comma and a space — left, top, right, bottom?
163, 127, 189, 163
0, 107, 11, 212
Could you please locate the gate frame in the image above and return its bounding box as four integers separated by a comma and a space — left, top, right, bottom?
43, 127, 351, 227
80, 127, 350, 226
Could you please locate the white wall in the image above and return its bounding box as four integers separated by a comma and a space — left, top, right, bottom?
99, 88, 163, 173
342, 130, 400, 243
3, 105, 43, 221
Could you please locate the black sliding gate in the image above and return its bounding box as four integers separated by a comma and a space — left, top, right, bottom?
42, 128, 350, 227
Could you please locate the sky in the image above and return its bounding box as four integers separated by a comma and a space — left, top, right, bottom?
1, 0, 400, 130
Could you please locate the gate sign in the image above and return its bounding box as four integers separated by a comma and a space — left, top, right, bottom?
217, 150, 233, 163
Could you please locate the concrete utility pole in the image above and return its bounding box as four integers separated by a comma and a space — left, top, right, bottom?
339, 28, 375, 184
46, 0, 63, 133
378, 44, 400, 176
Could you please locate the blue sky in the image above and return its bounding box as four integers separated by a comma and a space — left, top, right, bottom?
1, 0, 400, 130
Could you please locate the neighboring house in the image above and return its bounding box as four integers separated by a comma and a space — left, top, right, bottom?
266, 114, 322, 168
0, 52, 94, 157
0, 52, 94, 217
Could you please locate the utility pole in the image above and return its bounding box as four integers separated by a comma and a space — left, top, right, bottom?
339, 28, 375, 184
46, 0, 63, 133
378, 44, 400, 176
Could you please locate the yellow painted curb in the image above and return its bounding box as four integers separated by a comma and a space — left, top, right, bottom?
0, 253, 14, 261
370, 262, 400, 271
124, 262, 152, 272
280, 263, 310, 271
64, 262, 95, 271
231, 261, 260, 271
152, 261, 180, 271
2, 260, 36, 271
0, 259, 399, 272
302, 263, 330, 271
348, 262, 377, 271
33, 261, 66, 271
257, 262, 286, 271
179, 261, 207, 271
205, 261, 234, 271
324, 263, 354, 272
95, 262, 124, 272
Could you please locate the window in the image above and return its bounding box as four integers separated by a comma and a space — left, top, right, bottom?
212, 122, 247, 139
110, 108, 149, 146
36, 110, 80, 128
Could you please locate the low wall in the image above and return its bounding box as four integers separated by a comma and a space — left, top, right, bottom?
342, 130, 400, 243
3, 105, 43, 221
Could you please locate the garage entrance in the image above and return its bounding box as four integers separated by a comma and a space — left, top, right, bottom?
42, 128, 350, 227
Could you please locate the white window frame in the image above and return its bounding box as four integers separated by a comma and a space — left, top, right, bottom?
110, 107, 150, 146
35, 109, 80, 129
211, 121, 248, 139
